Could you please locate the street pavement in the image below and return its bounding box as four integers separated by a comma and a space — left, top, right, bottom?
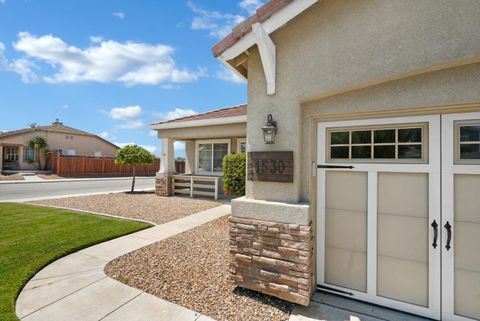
0, 177, 155, 202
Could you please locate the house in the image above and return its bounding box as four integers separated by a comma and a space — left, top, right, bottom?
0, 119, 119, 172
155, 0, 480, 320
150, 104, 246, 198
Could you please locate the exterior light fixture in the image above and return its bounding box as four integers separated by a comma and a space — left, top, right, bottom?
262, 114, 277, 144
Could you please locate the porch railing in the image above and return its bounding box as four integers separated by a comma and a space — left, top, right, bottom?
172, 175, 220, 200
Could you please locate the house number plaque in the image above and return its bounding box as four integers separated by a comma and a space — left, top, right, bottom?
247, 151, 293, 183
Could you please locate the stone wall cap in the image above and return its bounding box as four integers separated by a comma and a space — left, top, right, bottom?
232, 196, 310, 208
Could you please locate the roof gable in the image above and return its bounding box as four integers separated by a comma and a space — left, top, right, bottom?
212, 0, 318, 59
0, 122, 119, 149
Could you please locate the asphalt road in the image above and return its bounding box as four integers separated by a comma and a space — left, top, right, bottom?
0, 177, 156, 202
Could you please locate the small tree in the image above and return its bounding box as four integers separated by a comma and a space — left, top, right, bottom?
28, 136, 49, 170
115, 144, 155, 193
222, 153, 246, 196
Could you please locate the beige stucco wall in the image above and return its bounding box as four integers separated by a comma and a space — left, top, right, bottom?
1, 130, 118, 170
246, 0, 480, 203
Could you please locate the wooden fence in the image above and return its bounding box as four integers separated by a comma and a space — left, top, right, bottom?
46, 154, 185, 177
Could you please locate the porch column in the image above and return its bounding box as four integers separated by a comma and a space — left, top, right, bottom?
155, 138, 175, 196
184, 140, 195, 175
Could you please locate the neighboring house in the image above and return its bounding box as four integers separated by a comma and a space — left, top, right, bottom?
0, 119, 119, 171
158, 0, 480, 320
150, 104, 246, 197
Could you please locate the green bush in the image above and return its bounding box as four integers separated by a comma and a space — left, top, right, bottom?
222, 153, 246, 196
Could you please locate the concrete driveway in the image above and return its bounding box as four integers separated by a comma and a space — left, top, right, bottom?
0, 177, 155, 202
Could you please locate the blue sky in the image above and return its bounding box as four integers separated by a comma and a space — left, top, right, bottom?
0, 0, 262, 156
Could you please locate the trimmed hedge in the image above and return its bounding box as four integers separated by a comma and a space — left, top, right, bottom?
222, 153, 246, 196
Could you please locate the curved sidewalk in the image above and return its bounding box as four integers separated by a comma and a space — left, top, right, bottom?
16, 205, 231, 321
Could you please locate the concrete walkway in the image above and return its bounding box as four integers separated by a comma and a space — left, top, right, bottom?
16, 205, 231, 321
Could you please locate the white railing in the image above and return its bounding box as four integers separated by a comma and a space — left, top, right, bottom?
172, 175, 220, 200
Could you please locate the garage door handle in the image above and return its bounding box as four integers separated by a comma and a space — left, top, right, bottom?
431, 220, 438, 249
317, 165, 354, 169
444, 221, 452, 251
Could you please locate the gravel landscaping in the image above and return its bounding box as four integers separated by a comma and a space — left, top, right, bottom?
0, 174, 24, 181
31, 192, 221, 224
105, 216, 293, 321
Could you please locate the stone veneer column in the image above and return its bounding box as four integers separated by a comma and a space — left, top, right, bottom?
155, 174, 172, 196
229, 197, 314, 306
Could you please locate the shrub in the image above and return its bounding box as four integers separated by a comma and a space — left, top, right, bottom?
222, 153, 246, 196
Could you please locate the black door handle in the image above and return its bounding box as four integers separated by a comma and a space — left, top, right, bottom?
317, 165, 354, 169
445, 221, 452, 251
431, 220, 438, 249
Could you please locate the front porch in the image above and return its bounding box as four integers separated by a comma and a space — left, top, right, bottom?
149, 105, 247, 199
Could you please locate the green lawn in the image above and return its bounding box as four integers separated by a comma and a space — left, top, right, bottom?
0, 203, 151, 321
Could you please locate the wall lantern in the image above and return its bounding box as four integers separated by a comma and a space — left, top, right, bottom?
262, 114, 277, 144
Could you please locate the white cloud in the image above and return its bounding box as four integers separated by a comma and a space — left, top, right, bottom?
9, 58, 38, 83
1, 41, 39, 82
113, 12, 125, 19
62, 104, 69, 109
152, 107, 197, 121
148, 130, 157, 137
239, 0, 264, 15
188, 2, 245, 39
12, 32, 203, 86
107, 105, 145, 129
216, 65, 246, 84
100, 131, 116, 140
89, 36, 103, 43
108, 105, 142, 120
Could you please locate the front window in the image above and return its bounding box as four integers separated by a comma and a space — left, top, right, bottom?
197, 140, 230, 174
327, 123, 428, 163
24, 147, 36, 162
4, 147, 19, 161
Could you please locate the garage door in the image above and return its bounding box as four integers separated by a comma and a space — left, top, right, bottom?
316, 112, 480, 320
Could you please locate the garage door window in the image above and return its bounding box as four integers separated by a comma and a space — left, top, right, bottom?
328, 123, 427, 163
455, 121, 480, 164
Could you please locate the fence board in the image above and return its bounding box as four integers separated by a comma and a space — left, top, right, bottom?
46, 154, 185, 177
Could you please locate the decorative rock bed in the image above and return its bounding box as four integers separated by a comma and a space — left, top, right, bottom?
105, 216, 293, 321
31, 192, 220, 224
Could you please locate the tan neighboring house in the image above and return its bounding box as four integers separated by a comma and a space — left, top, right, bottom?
0, 119, 119, 172
150, 104, 246, 198
154, 0, 480, 320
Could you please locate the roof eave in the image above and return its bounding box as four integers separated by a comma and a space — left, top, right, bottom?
150, 115, 247, 131
214, 0, 319, 77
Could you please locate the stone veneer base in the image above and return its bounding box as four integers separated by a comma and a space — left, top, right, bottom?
229, 216, 314, 306
155, 175, 172, 196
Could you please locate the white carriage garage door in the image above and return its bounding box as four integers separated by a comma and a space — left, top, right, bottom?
316, 112, 480, 321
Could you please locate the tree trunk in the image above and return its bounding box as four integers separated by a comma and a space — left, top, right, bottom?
37, 148, 41, 170
131, 166, 136, 193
